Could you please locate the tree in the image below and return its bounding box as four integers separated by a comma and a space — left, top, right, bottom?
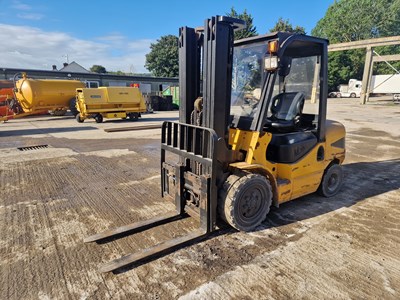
312, 0, 400, 90
90, 65, 107, 73
226, 7, 258, 40
145, 35, 179, 77
326, 50, 364, 90
312, 0, 400, 43
269, 17, 306, 34
108, 70, 125, 75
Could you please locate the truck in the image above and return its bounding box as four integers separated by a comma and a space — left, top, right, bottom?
75, 86, 147, 123
370, 74, 400, 100
85, 16, 346, 273
1, 73, 85, 121
330, 79, 362, 98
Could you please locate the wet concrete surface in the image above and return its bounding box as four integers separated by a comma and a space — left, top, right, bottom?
0, 101, 399, 299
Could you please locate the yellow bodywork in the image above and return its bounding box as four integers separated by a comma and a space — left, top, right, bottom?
14, 73, 85, 113
228, 120, 345, 206
76, 87, 146, 120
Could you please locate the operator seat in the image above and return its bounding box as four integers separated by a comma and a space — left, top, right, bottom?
264, 92, 305, 132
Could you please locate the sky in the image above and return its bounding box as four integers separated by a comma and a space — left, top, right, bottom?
0, 0, 334, 73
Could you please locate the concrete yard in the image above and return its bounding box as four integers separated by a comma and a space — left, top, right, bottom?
0, 99, 399, 299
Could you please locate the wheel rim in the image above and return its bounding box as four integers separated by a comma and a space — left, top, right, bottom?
327, 172, 339, 193
236, 184, 266, 226
240, 190, 262, 218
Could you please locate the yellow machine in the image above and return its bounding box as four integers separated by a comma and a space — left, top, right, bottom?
13, 73, 85, 116
75, 87, 146, 123
85, 16, 346, 272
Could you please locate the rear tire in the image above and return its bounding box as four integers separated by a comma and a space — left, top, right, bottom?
218, 173, 272, 231
94, 114, 103, 123
336, 93, 341, 98
318, 164, 344, 197
350, 93, 356, 98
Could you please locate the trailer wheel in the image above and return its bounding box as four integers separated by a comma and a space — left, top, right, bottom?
69, 98, 78, 116
318, 164, 344, 197
94, 114, 103, 123
218, 173, 272, 232
129, 112, 139, 121
76, 114, 84, 123
51, 109, 67, 116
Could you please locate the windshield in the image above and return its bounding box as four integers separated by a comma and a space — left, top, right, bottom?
230, 41, 321, 131
231, 42, 266, 118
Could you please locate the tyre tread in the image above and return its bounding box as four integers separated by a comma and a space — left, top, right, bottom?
219, 173, 272, 231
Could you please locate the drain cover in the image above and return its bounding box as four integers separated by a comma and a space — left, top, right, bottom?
17, 145, 49, 151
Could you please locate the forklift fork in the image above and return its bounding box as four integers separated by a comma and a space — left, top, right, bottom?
84, 121, 219, 272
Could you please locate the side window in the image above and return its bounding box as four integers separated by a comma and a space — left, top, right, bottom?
284, 55, 320, 120
85, 81, 99, 88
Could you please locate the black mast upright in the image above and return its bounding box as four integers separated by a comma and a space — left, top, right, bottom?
202, 16, 245, 142
178, 27, 201, 124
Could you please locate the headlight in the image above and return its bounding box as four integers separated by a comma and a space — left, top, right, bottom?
264, 57, 279, 71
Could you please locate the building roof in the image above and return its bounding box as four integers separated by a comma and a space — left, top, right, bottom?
59, 61, 90, 73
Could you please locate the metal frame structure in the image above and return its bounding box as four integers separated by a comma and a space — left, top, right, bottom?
328, 35, 400, 104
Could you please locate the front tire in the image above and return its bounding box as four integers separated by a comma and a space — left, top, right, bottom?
76, 114, 84, 123
318, 164, 344, 197
218, 173, 272, 231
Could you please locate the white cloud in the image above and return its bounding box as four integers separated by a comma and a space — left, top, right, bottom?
0, 23, 153, 73
96, 33, 126, 42
11, 1, 43, 21
17, 13, 43, 20
11, 1, 31, 10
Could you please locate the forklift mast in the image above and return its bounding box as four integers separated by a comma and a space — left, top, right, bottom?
160, 16, 246, 233
179, 16, 246, 139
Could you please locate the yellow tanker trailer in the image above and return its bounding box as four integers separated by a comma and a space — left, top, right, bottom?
75, 87, 146, 123
13, 73, 85, 116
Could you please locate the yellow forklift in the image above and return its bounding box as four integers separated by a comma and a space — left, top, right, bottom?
85, 16, 345, 272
